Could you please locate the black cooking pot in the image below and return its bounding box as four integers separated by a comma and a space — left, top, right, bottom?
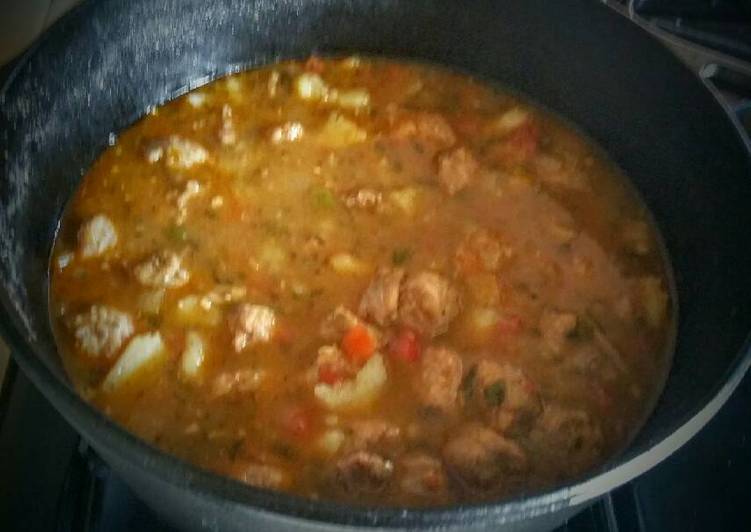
2, 0, 750, 530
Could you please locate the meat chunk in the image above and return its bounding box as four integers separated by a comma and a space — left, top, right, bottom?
540, 309, 578, 354
78, 214, 118, 259
397, 452, 448, 499
335, 450, 394, 493
391, 112, 457, 149
72, 305, 133, 358
531, 405, 603, 476
320, 305, 379, 345
472, 360, 542, 435
415, 347, 463, 415
134, 251, 190, 288
347, 419, 402, 457
320, 306, 360, 340
436, 147, 478, 195
442, 423, 527, 490
232, 304, 276, 351
231, 462, 288, 489
398, 271, 460, 338
211, 368, 266, 397
345, 188, 382, 211
143, 135, 209, 169
454, 228, 504, 274
358, 268, 404, 326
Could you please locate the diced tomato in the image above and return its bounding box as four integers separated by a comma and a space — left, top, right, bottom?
318, 363, 346, 385
389, 328, 421, 363
279, 404, 314, 438
341, 324, 376, 364
496, 314, 523, 335
304, 55, 325, 74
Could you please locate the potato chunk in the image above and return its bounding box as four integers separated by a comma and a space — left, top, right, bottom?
314, 353, 387, 410
179, 331, 206, 380
102, 332, 166, 391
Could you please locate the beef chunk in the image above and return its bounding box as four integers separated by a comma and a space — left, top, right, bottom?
442, 423, 527, 490
531, 405, 603, 476
320, 305, 380, 345
345, 188, 382, 211
72, 305, 133, 358
134, 251, 190, 288
454, 228, 504, 275
348, 419, 403, 457
320, 306, 362, 340
436, 147, 478, 195
473, 360, 542, 435
78, 214, 118, 259
397, 452, 449, 498
398, 271, 460, 338
335, 450, 394, 493
358, 268, 404, 326
415, 347, 463, 415
391, 112, 457, 150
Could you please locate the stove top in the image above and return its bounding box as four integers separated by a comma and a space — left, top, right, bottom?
1, 2, 751, 531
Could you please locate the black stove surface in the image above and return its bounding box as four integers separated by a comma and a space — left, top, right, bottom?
2, 3, 751, 531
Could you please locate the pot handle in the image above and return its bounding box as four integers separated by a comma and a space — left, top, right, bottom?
700, 64, 751, 130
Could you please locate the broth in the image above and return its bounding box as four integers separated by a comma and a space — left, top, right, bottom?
50, 57, 673, 506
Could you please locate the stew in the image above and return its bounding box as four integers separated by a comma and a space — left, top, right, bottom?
50, 57, 673, 506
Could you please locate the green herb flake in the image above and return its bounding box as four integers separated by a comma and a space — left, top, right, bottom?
311, 186, 337, 209
483, 380, 506, 407
166, 224, 189, 242
570, 314, 595, 341
392, 248, 412, 265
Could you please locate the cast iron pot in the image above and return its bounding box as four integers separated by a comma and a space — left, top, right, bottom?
2, 0, 751, 530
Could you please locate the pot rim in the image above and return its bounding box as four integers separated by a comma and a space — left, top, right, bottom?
2, 0, 751, 527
